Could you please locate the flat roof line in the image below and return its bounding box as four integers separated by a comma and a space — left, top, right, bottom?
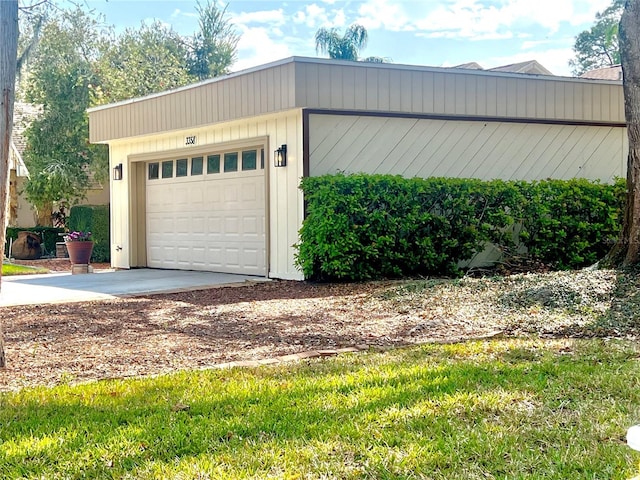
87, 56, 622, 114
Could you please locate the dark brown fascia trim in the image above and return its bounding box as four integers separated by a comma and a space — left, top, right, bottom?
303, 108, 627, 128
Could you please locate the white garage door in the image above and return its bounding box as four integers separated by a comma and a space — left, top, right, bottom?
145, 148, 266, 275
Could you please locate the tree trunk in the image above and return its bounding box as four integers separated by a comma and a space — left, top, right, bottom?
0, 0, 19, 369
604, 0, 640, 267
36, 202, 53, 227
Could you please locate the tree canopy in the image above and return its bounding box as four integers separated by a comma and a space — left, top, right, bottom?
19, 1, 239, 225
96, 21, 192, 104
187, 0, 239, 80
315, 24, 369, 61
570, 0, 624, 76
22, 8, 107, 224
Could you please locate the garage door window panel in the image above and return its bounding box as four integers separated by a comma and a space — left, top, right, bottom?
242, 150, 257, 171
149, 162, 159, 180
207, 154, 220, 174
176, 158, 188, 177
162, 161, 173, 178
224, 152, 238, 172
191, 156, 203, 175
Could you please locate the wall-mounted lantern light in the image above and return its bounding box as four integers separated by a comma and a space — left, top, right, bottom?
274, 144, 287, 167
113, 163, 123, 181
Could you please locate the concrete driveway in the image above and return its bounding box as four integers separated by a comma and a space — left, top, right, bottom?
0, 269, 268, 307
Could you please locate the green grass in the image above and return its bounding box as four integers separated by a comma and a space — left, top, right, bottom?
1, 339, 640, 479
1, 263, 48, 276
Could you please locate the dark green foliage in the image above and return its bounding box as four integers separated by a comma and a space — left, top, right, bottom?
297, 174, 624, 281
297, 174, 522, 280
68, 205, 110, 262
5, 227, 64, 257
518, 178, 626, 269
570, 0, 624, 76
315, 24, 368, 61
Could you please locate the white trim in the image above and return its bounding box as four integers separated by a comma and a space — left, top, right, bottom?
9, 141, 29, 177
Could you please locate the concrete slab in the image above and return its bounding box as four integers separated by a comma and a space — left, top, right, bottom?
0, 269, 268, 307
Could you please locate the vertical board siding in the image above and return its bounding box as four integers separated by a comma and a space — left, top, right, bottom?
296, 62, 624, 123
90, 59, 624, 144
309, 114, 626, 182
90, 63, 297, 143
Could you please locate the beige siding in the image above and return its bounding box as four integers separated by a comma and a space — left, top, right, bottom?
108, 110, 303, 280
294, 61, 624, 124
309, 114, 627, 182
90, 58, 624, 145
89, 63, 297, 144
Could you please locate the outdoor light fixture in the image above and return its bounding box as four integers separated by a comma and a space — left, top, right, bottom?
274, 144, 287, 167
113, 163, 123, 181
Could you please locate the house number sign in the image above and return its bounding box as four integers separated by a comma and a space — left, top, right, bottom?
185, 135, 197, 146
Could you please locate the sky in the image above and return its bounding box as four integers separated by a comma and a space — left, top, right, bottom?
80, 0, 615, 77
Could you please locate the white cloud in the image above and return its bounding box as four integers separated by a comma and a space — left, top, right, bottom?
354, 0, 617, 41
170, 8, 197, 19
304, 4, 329, 28
417, 30, 514, 41
233, 26, 292, 72
331, 9, 346, 28
232, 9, 286, 26
356, 0, 410, 31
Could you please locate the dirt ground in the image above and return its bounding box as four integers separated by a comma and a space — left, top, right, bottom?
3, 263, 628, 392
11, 258, 111, 272
0, 277, 507, 392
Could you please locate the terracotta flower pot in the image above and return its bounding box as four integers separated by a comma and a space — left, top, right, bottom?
66, 241, 94, 265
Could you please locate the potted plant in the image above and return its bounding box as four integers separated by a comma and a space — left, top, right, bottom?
64, 231, 94, 265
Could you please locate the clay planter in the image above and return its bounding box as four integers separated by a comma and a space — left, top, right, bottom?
65, 241, 94, 265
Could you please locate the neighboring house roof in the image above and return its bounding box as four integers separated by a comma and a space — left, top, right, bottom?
488, 60, 553, 76
452, 62, 484, 70
580, 65, 623, 81
10, 102, 40, 177
451, 60, 553, 76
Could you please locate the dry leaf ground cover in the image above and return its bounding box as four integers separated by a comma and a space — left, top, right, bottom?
2, 267, 639, 392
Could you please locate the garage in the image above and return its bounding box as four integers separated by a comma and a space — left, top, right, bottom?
145, 146, 266, 275
88, 56, 624, 280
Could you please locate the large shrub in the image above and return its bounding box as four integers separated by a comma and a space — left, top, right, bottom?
297, 174, 523, 280
296, 174, 624, 281
518, 178, 625, 269
68, 205, 110, 262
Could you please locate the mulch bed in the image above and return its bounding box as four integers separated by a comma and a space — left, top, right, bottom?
11, 258, 111, 272
1, 267, 631, 392
0, 279, 503, 392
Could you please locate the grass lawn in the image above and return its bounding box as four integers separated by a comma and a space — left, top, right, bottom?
1, 263, 48, 276
1, 338, 639, 479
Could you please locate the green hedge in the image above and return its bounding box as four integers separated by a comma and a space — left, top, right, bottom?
68, 205, 110, 262
296, 174, 625, 281
519, 178, 626, 269
5, 227, 65, 257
